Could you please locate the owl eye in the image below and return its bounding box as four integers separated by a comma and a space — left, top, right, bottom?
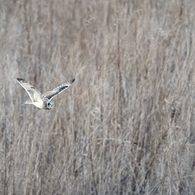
48, 103, 51, 106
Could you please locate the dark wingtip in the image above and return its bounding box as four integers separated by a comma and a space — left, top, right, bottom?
17, 78, 24, 82
71, 78, 75, 83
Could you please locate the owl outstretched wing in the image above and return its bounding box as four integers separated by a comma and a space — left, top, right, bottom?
41, 78, 75, 100
16, 78, 42, 102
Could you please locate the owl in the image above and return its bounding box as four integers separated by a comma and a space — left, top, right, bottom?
17, 78, 75, 110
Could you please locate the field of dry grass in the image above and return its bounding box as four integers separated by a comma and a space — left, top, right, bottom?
1, 0, 195, 194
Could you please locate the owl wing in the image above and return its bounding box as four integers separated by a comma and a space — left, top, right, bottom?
41, 78, 75, 100
16, 78, 42, 102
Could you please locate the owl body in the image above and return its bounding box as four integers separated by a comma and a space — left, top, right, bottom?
27, 98, 53, 110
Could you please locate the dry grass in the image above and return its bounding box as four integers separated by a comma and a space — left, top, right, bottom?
1, 0, 195, 194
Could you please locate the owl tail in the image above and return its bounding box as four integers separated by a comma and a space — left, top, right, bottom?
25, 100, 33, 104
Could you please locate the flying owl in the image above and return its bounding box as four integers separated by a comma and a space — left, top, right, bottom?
17, 78, 75, 110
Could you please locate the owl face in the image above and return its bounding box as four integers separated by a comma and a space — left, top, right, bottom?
47, 100, 53, 110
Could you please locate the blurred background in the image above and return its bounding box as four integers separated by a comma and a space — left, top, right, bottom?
1, 0, 195, 194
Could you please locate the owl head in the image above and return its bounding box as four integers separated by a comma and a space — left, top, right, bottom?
46, 100, 54, 110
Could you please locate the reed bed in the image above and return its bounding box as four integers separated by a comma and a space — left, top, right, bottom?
1, 0, 195, 194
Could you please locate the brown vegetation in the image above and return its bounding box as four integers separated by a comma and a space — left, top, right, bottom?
1, 0, 195, 194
